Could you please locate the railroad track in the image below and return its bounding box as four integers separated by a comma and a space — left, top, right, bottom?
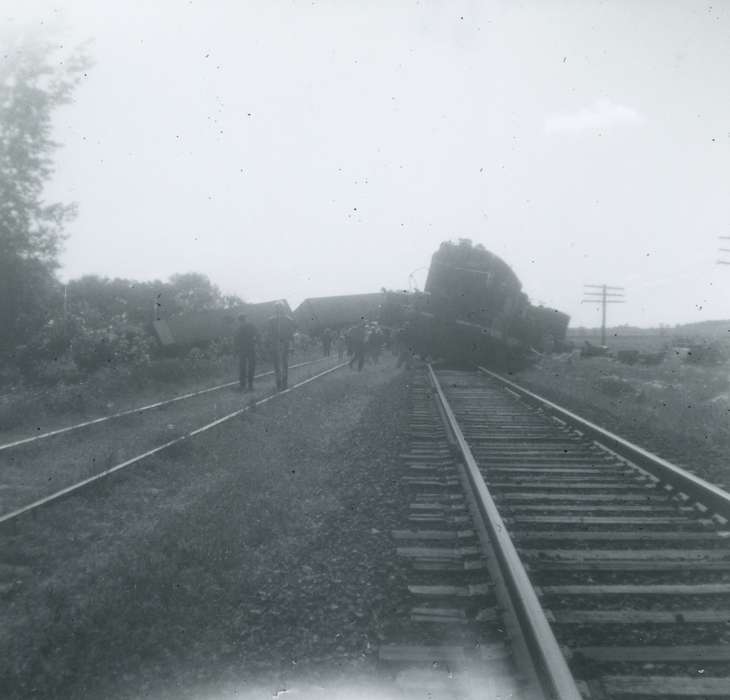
0, 358, 344, 525
380, 365, 730, 699
378, 371, 544, 698
0, 356, 331, 452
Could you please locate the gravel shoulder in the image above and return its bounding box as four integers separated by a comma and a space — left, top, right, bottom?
1, 360, 412, 699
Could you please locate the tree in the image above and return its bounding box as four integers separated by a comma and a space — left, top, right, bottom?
0, 32, 90, 355
65, 275, 161, 326
163, 272, 227, 316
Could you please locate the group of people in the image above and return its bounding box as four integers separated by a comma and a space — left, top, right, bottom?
336, 321, 389, 371
235, 310, 416, 392
319, 327, 347, 360
234, 302, 296, 392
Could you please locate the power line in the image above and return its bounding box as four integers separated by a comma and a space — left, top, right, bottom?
581, 284, 626, 346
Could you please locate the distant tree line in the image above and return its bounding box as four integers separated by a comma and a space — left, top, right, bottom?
0, 33, 240, 386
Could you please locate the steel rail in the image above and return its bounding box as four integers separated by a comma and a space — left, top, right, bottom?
0, 362, 347, 525
427, 364, 583, 700
0, 357, 331, 452
478, 366, 730, 520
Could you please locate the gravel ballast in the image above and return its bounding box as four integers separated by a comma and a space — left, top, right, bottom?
1, 361, 412, 699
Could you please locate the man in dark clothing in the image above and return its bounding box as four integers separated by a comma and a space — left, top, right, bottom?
235, 313, 258, 391
266, 302, 297, 390
395, 322, 413, 369
348, 321, 367, 372
367, 323, 383, 364
345, 329, 353, 356
322, 328, 333, 357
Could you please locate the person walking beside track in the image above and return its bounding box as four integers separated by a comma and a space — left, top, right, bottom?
345, 327, 353, 357
322, 328, 333, 357
348, 320, 367, 372
266, 302, 297, 390
235, 313, 258, 391
367, 323, 383, 364
335, 331, 347, 361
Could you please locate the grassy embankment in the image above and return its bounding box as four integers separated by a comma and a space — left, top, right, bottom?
515, 351, 730, 484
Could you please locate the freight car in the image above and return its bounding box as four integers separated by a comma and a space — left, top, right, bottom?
293, 293, 386, 335
152, 299, 291, 348
512, 303, 571, 353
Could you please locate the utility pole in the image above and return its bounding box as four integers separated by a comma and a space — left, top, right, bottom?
581, 284, 626, 346
718, 236, 730, 266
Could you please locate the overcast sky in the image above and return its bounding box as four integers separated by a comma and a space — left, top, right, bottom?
6, 1, 730, 327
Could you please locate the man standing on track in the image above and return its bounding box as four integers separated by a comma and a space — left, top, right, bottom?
266, 301, 297, 390
235, 313, 258, 391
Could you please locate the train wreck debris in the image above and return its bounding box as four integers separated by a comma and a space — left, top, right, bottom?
152, 299, 291, 347
382, 240, 571, 369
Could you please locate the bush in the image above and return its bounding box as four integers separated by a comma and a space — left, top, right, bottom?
595, 374, 635, 398
30, 355, 82, 386
685, 342, 728, 367
1, 312, 155, 386
208, 337, 233, 358
70, 314, 153, 373
186, 346, 207, 365
135, 358, 184, 384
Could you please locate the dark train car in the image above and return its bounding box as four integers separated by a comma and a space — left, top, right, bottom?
388, 240, 570, 368
293, 293, 386, 334
522, 304, 571, 351
380, 288, 518, 365
153, 299, 291, 348
424, 240, 529, 328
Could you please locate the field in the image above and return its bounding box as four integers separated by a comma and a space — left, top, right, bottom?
569, 333, 676, 352
515, 347, 730, 487
569, 319, 730, 353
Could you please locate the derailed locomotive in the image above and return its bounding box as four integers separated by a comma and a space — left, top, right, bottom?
382, 239, 569, 368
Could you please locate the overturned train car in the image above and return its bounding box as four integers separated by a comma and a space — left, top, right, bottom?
152, 299, 292, 349
385, 241, 569, 368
